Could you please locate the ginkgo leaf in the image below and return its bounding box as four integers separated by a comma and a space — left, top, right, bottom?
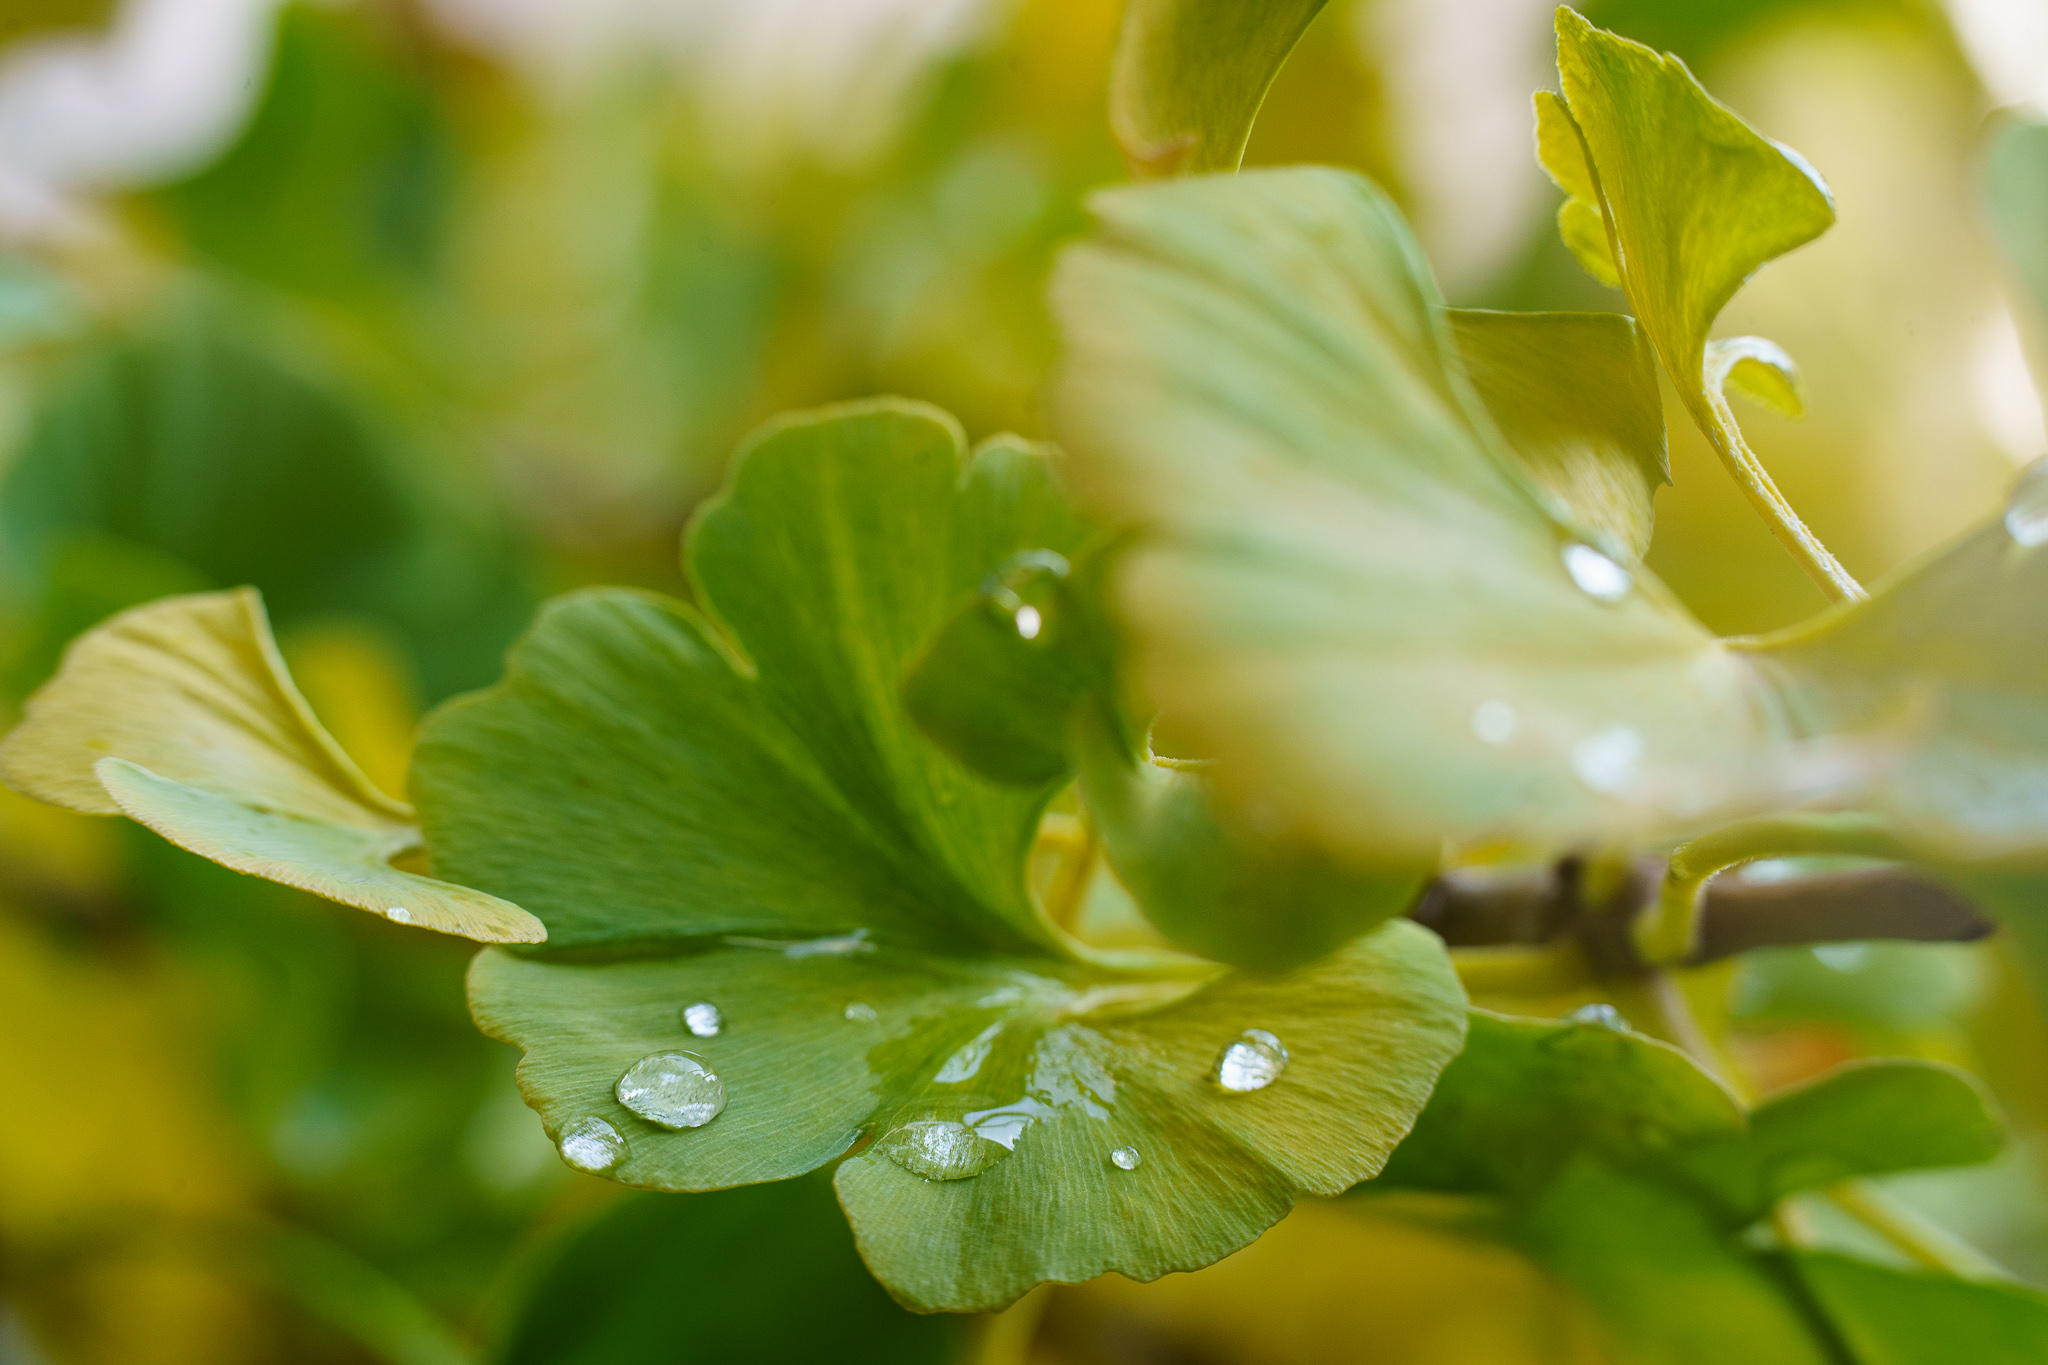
1051, 166, 1849, 865
1109, 0, 1329, 177
1789, 1252, 2048, 1363
1988, 117, 2048, 341
1708, 336, 1807, 421
422, 401, 1470, 1312
1533, 89, 1619, 289
1546, 8, 1854, 598
1448, 308, 1667, 561
0, 588, 542, 943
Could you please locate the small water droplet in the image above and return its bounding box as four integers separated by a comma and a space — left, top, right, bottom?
558, 1116, 626, 1172
1813, 942, 1870, 973
1566, 1003, 1627, 1031
682, 1002, 724, 1038
1014, 604, 1042, 640
1572, 726, 1643, 796
844, 1001, 878, 1023
1562, 543, 1632, 603
879, 1119, 1009, 1180
1471, 699, 1517, 746
934, 1023, 1002, 1084
615, 1052, 727, 1129
1110, 1145, 1142, 1171
386, 906, 412, 924
2006, 460, 2048, 546
1213, 1028, 1288, 1093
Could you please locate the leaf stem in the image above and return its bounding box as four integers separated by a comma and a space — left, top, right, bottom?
1697, 391, 1864, 604
1633, 813, 1907, 967
1823, 1181, 2011, 1281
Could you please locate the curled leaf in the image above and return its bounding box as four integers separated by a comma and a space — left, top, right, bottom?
0, 589, 543, 942
1708, 336, 1806, 420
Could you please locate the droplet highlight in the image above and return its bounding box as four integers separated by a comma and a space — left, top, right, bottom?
844, 1001, 878, 1023
1213, 1028, 1289, 1093
1572, 726, 1643, 796
1110, 1145, 1142, 1171
386, 906, 412, 924
1471, 699, 1517, 746
682, 1001, 724, 1038
1562, 543, 1632, 603
558, 1116, 627, 1172
879, 1119, 1009, 1181
1566, 1003, 1627, 1031
1813, 943, 1871, 973
2006, 459, 2048, 547
615, 1051, 727, 1130
1014, 604, 1043, 640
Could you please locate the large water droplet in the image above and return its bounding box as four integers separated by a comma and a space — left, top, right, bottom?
1572, 726, 1643, 796
558, 1116, 627, 1172
1562, 543, 1632, 603
615, 1052, 727, 1129
1471, 699, 1517, 746
682, 1002, 724, 1038
844, 1001, 878, 1023
1213, 1028, 1288, 1093
1566, 1003, 1626, 1031
2006, 459, 2048, 547
1110, 1145, 1142, 1171
1014, 604, 1043, 640
879, 1119, 1009, 1180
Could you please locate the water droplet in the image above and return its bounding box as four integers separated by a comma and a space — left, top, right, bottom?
1110, 1145, 1142, 1171
1566, 1003, 1627, 1031
1562, 543, 1632, 603
1213, 1028, 1288, 1093
558, 1116, 626, 1172
2006, 459, 2048, 547
615, 1052, 727, 1130
682, 1002, 724, 1038
1014, 605, 1042, 640
878, 1119, 1009, 1180
1572, 726, 1643, 796
1813, 942, 1870, 973
844, 1001, 878, 1023
962, 1097, 1054, 1148
934, 1023, 1002, 1084
1471, 700, 1517, 746
386, 906, 412, 924
724, 928, 874, 958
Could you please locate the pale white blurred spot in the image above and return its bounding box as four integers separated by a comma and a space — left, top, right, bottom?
1571, 726, 1642, 797
1355, 0, 1555, 294
1941, 0, 2048, 114
421, 0, 1014, 169
1470, 698, 1517, 746
1813, 941, 1871, 972
1973, 305, 2046, 464
0, 0, 283, 241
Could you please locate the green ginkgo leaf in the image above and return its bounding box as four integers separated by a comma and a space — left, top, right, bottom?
0, 588, 543, 943
1448, 308, 1668, 561
1788, 1251, 2048, 1364
1545, 7, 1854, 598
1372, 1010, 2013, 1363
1051, 165, 1840, 865
419, 401, 1469, 1312
1109, 0, 1329, 177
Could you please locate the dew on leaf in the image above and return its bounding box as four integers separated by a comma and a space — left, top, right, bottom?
1561, 542, 1632, 603
1471, 699, 1517, 746
844, 1001, 878, 1023
962, 1096, 1055, 1149
1565, 1002, 1627, 1031
386, 906, 412, 924
2005, 459, 2048, 547
557, 1116, 627, 1172
879, 1119, 1010, 1180
615, 1051, 727, 1129
1213, 1028, 1289, 1093
1572, 726, 1642, 796
1813, 943, 1871, 972
682, 1001, 724, 1037
934, 1022, 1003, 1083
725, 928, 874, 958
1111, 1145, 1142, 1171
1014, 604, 1043, 639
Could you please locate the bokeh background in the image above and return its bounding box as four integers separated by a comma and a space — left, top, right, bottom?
0, 1, 2045, 1361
